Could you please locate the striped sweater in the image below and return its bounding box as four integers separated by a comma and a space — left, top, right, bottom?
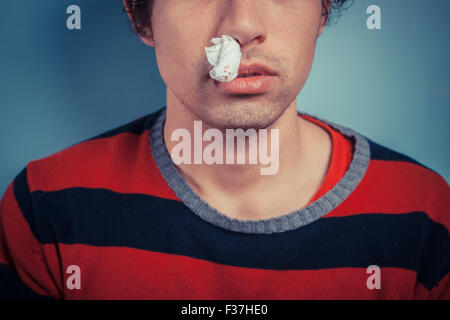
0, 108, 449, 299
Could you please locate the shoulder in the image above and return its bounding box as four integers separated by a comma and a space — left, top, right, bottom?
1, 107, 175, 251
364, 139, 449, 296
313, 115, 448, 211
365, 138, 447, 192
24, 109, 164, 195
351, 136, 449, 230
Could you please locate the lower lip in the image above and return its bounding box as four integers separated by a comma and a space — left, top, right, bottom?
214, 75, 276, 95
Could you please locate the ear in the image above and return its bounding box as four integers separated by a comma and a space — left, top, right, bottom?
123, 0, 155, 47
318, 17, 326, 36
140, 34, 156, 48
318, 0, 331, 36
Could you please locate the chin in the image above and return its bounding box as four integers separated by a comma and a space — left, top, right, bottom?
197, 103, 286, 130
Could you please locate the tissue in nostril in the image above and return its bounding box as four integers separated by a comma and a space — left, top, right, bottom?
205, 35, 242, 82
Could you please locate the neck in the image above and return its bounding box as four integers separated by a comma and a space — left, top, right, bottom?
163, 89, 331, 219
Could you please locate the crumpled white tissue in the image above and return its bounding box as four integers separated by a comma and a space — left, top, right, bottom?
205, 35, 242, 82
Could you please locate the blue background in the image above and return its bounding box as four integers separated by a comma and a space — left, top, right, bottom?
1, 0, 449, 195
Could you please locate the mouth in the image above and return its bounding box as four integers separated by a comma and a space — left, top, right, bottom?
237, 64, 278, 78
214, 63, 278, 95
237, 73, 262, 78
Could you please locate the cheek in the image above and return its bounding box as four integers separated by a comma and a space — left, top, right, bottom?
272, 8, 321, 74
151, 3, 211, 92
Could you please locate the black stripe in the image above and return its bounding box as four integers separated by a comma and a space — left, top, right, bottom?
367, 139, 436, 171
12, 167, 38, 236
21, 188, 449, 290
84, 108, 163, 142
0, 263, 54, 300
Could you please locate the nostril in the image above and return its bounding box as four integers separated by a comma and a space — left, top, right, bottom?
226, 35, 241, 46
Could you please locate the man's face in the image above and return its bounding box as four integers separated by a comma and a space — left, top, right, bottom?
146, 0, 326, 129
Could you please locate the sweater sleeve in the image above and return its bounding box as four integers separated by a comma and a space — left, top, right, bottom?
413, 175, 450, 300
0, 167, 59, 299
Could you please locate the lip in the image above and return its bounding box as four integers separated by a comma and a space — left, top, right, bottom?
237, 63, 278, 76
214, 63, 278, 95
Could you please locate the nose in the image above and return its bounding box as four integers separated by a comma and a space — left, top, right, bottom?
216, 0, 267, 48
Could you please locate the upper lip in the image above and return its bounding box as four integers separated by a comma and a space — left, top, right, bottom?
237, 64, 277, 76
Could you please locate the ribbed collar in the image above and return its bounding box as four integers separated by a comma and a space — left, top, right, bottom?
150, 108, 370, 234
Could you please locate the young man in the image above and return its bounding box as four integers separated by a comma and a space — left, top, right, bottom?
0, 0, 448, 299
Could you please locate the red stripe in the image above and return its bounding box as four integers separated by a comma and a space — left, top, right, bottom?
53, 243, 418, 300
328, 160, 450, 230
302, 115, 353, 205
0, 182, 62, 298
27, 130, 178, 201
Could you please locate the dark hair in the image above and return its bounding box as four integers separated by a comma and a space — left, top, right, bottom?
124, 0, 353, 38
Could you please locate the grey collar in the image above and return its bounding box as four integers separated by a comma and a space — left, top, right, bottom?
150, 108, 370, 234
